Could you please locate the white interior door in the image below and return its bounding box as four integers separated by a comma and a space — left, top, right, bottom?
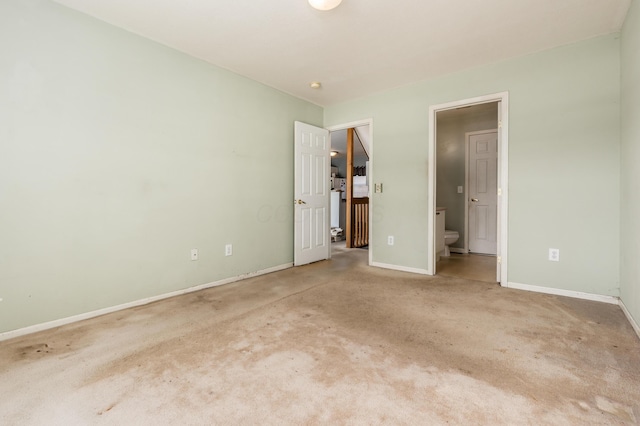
294, 121, 330, 266
468, 131, 498, 255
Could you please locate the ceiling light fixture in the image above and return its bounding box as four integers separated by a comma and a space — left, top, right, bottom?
308, 0, 342, 11
310, 81, 322, 89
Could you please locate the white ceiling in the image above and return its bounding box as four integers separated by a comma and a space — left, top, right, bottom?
53, 0, 631, 106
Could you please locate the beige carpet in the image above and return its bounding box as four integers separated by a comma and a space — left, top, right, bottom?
1, 249, 639, 424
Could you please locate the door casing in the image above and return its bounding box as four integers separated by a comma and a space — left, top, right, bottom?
428, 92, 509, 285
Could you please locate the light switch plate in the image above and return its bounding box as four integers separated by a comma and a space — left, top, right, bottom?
375, 183, 383, 193
457, 186, 463, 193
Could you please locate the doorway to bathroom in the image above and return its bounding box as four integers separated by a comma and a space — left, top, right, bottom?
428, 93, 509, 285
435, 103, 499, 282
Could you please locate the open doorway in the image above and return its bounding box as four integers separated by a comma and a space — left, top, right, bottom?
428, 93, 509, 285
435, 103, 499, 283
327, 120, 373, 264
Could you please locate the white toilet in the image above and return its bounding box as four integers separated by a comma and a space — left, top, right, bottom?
443, 230, 459, 257
436, 207, 459, 259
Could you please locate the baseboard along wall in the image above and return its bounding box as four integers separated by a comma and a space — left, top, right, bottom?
505, 281, 619, 304
0, 263, 293, 342
449, 247, 468, 254
3, 265, 638, 343
370, 261, 430, 275
506, 281, 640, 340
619, 299, 640, 340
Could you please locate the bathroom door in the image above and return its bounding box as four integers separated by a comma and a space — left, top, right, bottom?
468, 131, 498, 255
294, 121, 330, 266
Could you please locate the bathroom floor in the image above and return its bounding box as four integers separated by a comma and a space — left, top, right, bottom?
437, 253, 497, 283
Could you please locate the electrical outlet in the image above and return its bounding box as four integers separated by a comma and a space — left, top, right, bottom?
388, 236, 394, 246
549, 248, 560, 262
375, 183, 383, 193
191, 248, 198, 261
225, 244, 233, 256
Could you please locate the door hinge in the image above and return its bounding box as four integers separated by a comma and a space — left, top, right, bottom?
497, 256, 502, 264
497, 188, 502, 196
498, 120, 502, 129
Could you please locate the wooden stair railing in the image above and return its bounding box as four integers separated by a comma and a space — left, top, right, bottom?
351, 197, 369, 248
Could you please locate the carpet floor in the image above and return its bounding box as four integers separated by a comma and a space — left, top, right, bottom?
1, 249, 639, 425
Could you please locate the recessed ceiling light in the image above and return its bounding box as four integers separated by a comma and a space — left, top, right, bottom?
308, 0, 342, 11
310, 81, 322, 89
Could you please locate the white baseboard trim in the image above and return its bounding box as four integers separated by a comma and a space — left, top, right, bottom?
619, 299, 640, 340
505, 281, 619, 305
0, 262, 293, 342
371, 261, 431, 275
450, 248, 468, 254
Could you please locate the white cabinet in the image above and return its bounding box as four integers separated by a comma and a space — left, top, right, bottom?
331, 191, 341, 228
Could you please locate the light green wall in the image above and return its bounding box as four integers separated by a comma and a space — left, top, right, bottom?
1, 0, 629, 336
436, 104, 498, 249
325, 35, 621, 296
621, 0, 640, 328
0, 0, 322, 333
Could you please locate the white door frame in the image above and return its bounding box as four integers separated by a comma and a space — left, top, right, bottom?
427, 92, 509, 285
326, 118, 374, 266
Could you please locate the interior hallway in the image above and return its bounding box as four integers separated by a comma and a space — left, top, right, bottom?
1, 249, 639, 424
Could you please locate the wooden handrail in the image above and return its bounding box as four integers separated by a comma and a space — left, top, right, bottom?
351, 197, 369, 248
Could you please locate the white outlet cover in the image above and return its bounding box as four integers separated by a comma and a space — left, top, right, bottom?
388, 236, 394, 246
191, 249, 198, 261
549, 248, 559, 261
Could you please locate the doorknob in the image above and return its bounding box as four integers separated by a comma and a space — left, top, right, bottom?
471, 198, 479, 202
294, 199, 307, 205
